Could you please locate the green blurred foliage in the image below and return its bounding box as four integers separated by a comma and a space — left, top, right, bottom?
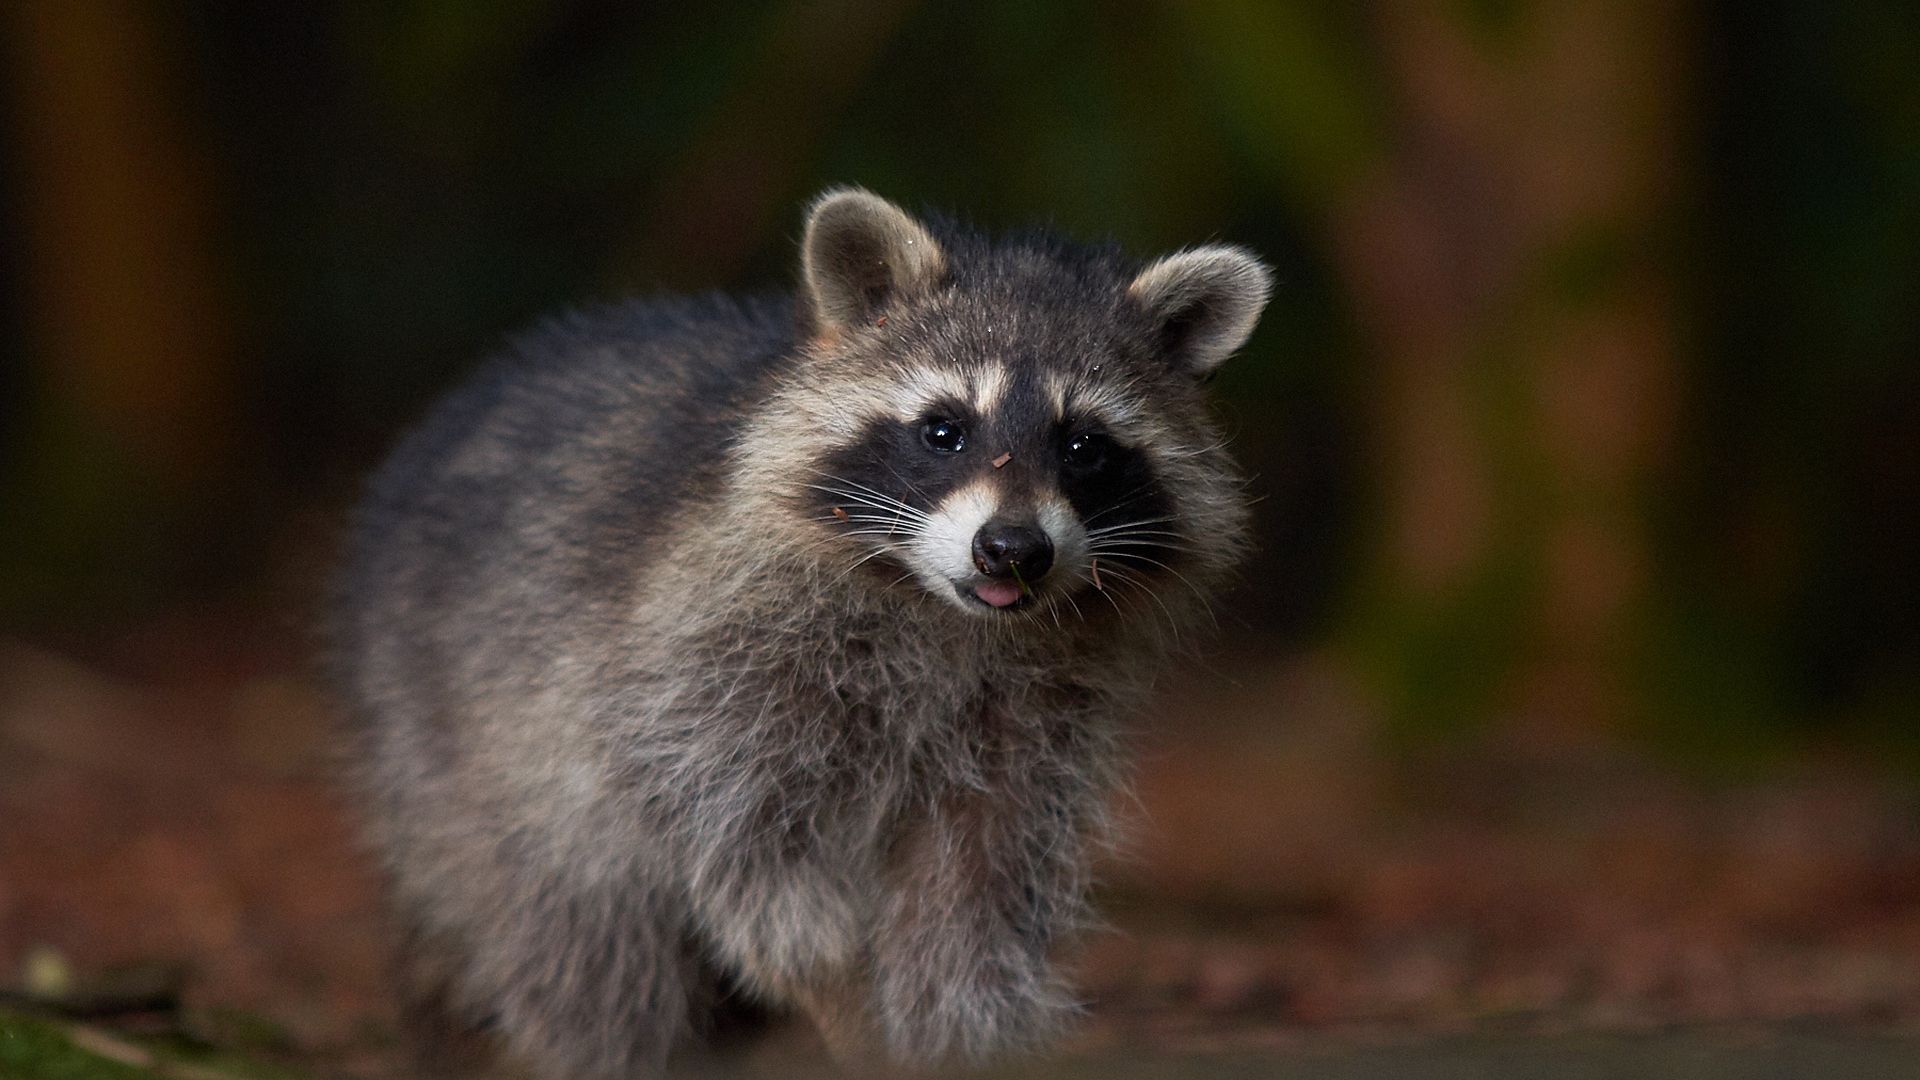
1651, 0, 1920, 752
0, 1010, 309, 1080
0, 1013, 153, 1080
0, 0, 1914, 750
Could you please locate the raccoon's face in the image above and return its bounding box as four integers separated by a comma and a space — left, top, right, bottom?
810, 362, 1185, 616
767, 189, 1270, 621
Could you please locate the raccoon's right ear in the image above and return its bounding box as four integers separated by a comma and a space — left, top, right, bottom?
800, 188, 946, 341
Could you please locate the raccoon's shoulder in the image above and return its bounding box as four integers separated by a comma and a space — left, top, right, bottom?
349, 292, 796, 572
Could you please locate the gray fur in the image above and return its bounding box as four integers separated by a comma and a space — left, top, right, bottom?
331, 190, 1268, 1076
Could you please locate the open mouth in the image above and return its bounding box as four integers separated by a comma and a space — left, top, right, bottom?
960, 578, 1031, 610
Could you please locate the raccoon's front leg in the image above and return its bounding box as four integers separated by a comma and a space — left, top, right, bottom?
868, 790, 1085, 1065
683, 803, 871, 974
474, 874, 692, 1080
779, 961, 888, 1067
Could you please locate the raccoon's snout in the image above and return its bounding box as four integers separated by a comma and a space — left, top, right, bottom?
971, 524, 1054, 582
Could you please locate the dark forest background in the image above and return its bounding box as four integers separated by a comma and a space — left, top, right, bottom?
3, 4, 1920, 1071
2, 0, 1916, 757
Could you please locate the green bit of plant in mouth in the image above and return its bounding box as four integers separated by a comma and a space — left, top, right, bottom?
1009, 561, 1029, 597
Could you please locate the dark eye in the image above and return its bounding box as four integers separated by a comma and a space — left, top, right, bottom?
921, 418, 967, 453
1063, 432, 1111, 472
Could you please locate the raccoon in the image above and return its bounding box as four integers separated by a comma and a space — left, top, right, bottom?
330, 188, 1270, 1077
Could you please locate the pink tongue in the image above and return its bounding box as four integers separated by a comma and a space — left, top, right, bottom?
974, 581, 1023, 608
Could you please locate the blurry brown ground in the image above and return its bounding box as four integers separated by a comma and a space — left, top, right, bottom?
4, 614, 1917, 1075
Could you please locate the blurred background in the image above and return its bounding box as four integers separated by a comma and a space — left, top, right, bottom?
1, 0, 1918, 1074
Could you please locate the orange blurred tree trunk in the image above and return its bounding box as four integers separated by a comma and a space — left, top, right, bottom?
1, 0, 235, 608
1175, 1, 1684, 741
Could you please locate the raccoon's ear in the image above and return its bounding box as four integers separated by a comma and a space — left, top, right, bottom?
800, 188, 947, 340
1128, 245, 1273, 377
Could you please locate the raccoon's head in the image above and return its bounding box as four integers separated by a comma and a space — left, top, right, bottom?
754, 189, 1270, 624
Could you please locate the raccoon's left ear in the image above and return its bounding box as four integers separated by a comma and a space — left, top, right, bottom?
1128, 245, 1274, 377
800, 188, 947, 341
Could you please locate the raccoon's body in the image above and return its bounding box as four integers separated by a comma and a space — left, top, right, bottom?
332, 190, 1270, 1077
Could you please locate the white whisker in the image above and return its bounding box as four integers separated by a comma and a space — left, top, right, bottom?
1098, 552, 1216, 628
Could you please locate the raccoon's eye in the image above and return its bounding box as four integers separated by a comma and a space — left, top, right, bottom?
921, 418, 967, 454
1062, 432, 1111, 472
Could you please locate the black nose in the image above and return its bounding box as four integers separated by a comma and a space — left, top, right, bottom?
971, 524, 1054, 582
